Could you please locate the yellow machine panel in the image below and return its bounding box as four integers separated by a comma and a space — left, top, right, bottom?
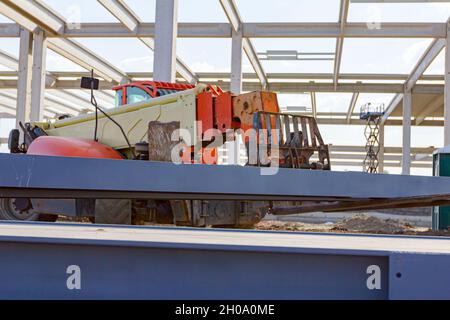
35, 87, 203, 150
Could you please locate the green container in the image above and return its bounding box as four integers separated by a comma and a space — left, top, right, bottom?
432, 152, 450, 230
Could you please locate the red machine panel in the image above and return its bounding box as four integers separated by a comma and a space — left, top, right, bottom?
215, 92, 233, 133
197, 91, 214, 138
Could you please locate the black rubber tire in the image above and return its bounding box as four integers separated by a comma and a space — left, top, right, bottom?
0, 198, 57, 222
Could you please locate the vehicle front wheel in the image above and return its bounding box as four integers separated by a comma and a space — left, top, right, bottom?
0, 198, 57, 222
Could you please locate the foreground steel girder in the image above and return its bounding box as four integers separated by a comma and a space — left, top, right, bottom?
0, 221, 449, 299
1, 154, 450, 205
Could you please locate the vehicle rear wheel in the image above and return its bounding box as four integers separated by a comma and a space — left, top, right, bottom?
0, 198, 57, 222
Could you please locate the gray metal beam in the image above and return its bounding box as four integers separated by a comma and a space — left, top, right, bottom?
0, 100, 16, 115
0, 21, 446, 38
243, 39, 268, 89
32, 71, 446, 82
1, 153, 450, 201
30, 29, 47, 121
46, 90, 95, 111
0, 48, 18, 70
44, 94, 83, 115
311, 92, 317, 118
381, 93, 403, 125
331, 145, 436, 154
331, 161, 431, 169
50, 22, 450, 39
231, 28, 243, 94
445, 18, 450, 146
402, 90, 412, 175
0, 78, 443, 94
319, 118, 443, 127
244, 22, 447, 38
97, 0, 139, 32
0, 221, 449, 299
0, 23, 20, 37
16, 28, 32, 128
346, 92, 360, 124
0, 91, 62, 118
63, 22, 231, 38
333, 0, 349, 87
153, 0, 178, 83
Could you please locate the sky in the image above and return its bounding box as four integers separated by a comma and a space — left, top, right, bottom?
1, 0, 450, 175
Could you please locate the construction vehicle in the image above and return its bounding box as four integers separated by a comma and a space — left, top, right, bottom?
4, 76, 330, 227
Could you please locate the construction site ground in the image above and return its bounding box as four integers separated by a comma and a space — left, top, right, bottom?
57, 209, 450, 237
256, 215, 450, 237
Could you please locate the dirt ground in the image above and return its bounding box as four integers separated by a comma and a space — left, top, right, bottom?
58, 213, 450, 237
256, 214, 450, 237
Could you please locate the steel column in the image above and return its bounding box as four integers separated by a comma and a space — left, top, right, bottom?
402, 90, 412, 175
379, 124, 385, 174
311, 92, 317, 118
231, 28, 243, 94
445, 18, 450, 146
16, 27, 33, 128
30, 29, 47, 122
153, 0, 178, 83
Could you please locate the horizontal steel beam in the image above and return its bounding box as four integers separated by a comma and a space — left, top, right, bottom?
0, 154, 449, 201
0, 222, 449, 299
331, 160, 432, 169
3, 79, 435, 94
0, 22, 446, 38
59, 22, 450, 38
1, 71, 444, 82
317, 118, 444, 126
330, 145, 436, 154
63, 22, 232, 38
244, 22, 447, 38
0, 23, 20, 37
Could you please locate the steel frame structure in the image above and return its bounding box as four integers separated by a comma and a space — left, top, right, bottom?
0, 0, 448, 174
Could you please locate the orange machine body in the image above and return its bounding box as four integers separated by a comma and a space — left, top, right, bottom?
27, 136, 124, 160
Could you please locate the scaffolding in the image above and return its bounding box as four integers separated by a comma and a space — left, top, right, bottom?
360, 103, 385, 173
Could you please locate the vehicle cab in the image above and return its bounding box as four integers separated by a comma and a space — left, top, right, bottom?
112, 81, 197, 107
